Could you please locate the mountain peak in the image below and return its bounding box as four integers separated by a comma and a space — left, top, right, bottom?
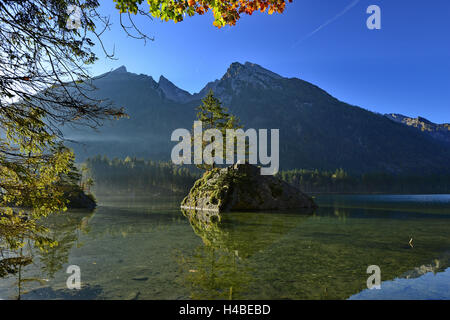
386, 113, 434, 125
158, 75, 171, 84
385, 113, 450, 144
223, 61, 283, 81
157, 74, 192, 102
192, 62, 285, 103
112, 65, 128, 73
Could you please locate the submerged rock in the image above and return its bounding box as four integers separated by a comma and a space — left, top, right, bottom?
181, 163, 316, 214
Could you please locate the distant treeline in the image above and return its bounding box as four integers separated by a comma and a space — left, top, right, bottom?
83, 156, 450, 195
278, 168, 450, 194
83, 156, 199, 195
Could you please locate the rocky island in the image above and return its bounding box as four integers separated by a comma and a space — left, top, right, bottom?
181, 163, 316, 220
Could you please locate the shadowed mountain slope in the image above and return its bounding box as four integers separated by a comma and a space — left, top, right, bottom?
63, 63, 450, 174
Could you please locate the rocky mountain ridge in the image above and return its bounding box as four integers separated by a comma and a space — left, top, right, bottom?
63, 62, 450, 174
385, 113, 450, 144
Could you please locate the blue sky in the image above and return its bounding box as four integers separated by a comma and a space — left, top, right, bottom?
90, 0, 450, 123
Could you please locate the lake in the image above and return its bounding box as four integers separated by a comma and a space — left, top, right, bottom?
0, 194, 449, 300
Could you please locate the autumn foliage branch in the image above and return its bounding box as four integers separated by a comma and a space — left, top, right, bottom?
114, 0, 292, 27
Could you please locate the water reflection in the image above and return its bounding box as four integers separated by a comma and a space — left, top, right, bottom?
350, 263, 450, 300
0, 195, 449, 300
0, 209, 95, 299
178, 209, 313, 299
179, 204, 450, 299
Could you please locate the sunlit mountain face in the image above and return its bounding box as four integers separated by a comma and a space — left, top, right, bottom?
385, 113, 450, 145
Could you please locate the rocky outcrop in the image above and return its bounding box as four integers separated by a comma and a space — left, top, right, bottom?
1, 188, 96, 216
181, 163, 316, 214
385, 113, 450, 144
65, 189, 96, 210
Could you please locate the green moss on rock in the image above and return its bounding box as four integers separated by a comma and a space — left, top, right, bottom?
181, 164, 316, 214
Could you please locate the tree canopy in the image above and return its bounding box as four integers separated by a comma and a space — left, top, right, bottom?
114, 0, 293, 27
194, 90, 241, 170
0, 1, 124, 251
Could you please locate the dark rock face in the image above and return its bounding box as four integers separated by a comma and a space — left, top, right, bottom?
181, 163, 316, 214
157, 75, 193, 102
66, 189, 96, 210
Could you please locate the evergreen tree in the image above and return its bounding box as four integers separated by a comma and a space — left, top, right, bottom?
194, 90, 242, 171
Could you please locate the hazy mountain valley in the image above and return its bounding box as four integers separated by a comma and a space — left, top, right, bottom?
65, 62, 450, 175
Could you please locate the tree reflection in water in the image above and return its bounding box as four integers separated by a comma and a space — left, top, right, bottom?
0, 209, 95, 299
176, 208, 313, 299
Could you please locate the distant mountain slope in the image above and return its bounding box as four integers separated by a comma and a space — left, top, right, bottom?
385, 113, 450, 144
63, 63, 450, 174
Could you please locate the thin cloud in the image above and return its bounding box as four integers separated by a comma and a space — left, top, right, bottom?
293, 0, 360, 47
